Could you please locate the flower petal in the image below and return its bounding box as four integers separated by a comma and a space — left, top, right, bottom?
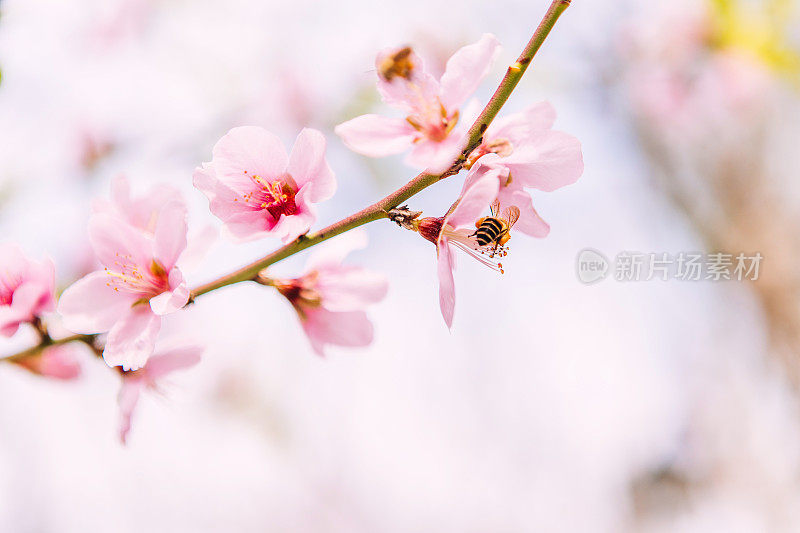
488, 101, 557, 141
500, 187, 550, 238
436, 241, 456, 329
405, 133, 467, 174
446, 167, 500, 229
212, 126, 289, 182
103, 307, 161, 371
439, 34, 501, 110
300, 308, 374, 356
143, 345, 202, 380
316, 267, 389, 311
153, 201, 188, 270
335, 115, 415, 157
88, 214, 154, 270
58, 271, 137, 333
287, 128, 336, 203
118, 378, 144, 445
149, 268, 189, 315
503, 130, 584, 192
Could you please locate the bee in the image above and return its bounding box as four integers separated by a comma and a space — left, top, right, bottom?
473, 200, 520, 253
378, 46, 415, 81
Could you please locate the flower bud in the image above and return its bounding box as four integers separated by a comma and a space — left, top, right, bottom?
417, 217, 444, 244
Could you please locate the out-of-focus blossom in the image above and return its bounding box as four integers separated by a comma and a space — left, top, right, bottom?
194, 127, 336, 243
118, 344, 202, 444
616, 1, 791, 136
0, 244, 56, 337
416, 167, 503, 328
266, 231, 388, 356
335, 34, 500, 172
12, 344, 83, 380
93, 175, 181, 234
58, 203, 190, 371
94, 176, 217, 271
464, 102, 584, 237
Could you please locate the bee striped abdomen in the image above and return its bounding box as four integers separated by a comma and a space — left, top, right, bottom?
475, 218, 505, 246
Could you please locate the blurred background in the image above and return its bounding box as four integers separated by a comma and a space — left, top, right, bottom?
2, 0, 800, 531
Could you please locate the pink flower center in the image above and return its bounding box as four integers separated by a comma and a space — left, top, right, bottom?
241, 172, 299, 221
104, 255, 170, 298
274, 272, 322, 320
407, 100, 459, 143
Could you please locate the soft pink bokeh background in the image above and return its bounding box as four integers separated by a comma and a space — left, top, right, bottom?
1, 0, 799, 531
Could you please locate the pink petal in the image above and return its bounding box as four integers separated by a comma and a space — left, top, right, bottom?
287, 128, 336, 203
212, 126, 289, 182
118, 378, 144, 445
143, 345, 202, 380
221, 210, 272, 242
446, 167, 500, 229
58, 271, 137, 333
439, 34, 501, 110
499, 187, 550, 238
89, 214, 154, 270
149, 268, 189, 315
0, 307, 25, 337
335, 115, 415, 157
488, 102, 557, 142
436, 241, 456, 329
103, 307, 161, 370
503, 130, 584, 192
153, 201, 188, 270
300, 308, 374, 356
405, 133, 467, 174
316, 267, 389, 311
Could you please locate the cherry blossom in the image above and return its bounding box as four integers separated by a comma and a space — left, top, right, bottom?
0, 244, 56, 337
194, 127, 336, 243
118, 344, 202, 444
94, 175, 217, 269
462, 102, 583, 237
267, 231, 388, 356
335, 34, 500, 172
58, 202, 190, 371
93, 175, 182, 234
416, 166, 503, 328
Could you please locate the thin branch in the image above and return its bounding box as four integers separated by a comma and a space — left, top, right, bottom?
1, 0, 573, 363
191, 0, 572, 298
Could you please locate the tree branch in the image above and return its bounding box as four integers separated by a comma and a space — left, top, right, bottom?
1, 0, 572, 363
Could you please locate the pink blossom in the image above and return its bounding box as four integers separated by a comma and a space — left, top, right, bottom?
463, 102, 584, 237
57, 202, 190, 370
0, 244, 56, 337
416, 167, 503, 328
118, 344, 202, 444
94, 176, 217, 270
335, 34, 500, 172
13, 344, 82, 380
93, 175, 182, 234
270, 231, 388, 356
193, 127, 336, 243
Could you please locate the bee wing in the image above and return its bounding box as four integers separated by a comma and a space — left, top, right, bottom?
490, 199, 501, 218
502, 206, 520, 229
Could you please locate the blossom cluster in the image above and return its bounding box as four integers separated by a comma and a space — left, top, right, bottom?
0, 34, 582, 442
